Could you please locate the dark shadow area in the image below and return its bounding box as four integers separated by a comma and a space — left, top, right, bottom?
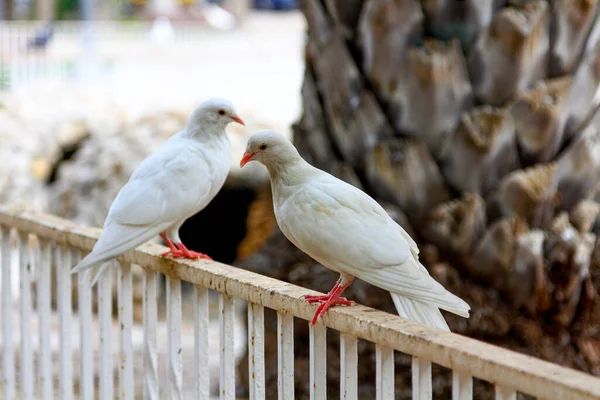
177, 184, 257, 265
46, 136, 89, 184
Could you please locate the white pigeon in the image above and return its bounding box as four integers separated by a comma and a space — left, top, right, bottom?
240, 130, 470, 330
71, 98, 244, 286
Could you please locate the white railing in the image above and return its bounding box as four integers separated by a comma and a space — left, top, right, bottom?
1, 204, 600, 399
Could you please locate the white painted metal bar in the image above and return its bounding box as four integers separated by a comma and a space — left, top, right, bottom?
412, 357, 432, 400
1, 226, 15, 400
37, 239, 53, 400
248, 303, 265, 400
118, 263, 134, 400
452, 371, 473, 400
376, 345, 394, 400
18, 232, 33, 400
219, 293, 236, 400
495, 386, 517, 400
166, 276, 183, 400
98, 264, 114, 400
194, 285, 210, 400
277, 312, 294, 400
76, 250, 93, 400
340, 333, 358, 400
309, 323, 327, 399
143, 270, 159, 400
57, 244, 73, 400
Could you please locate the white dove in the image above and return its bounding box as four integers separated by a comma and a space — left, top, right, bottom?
71, 98, 244, 285
240, 130, 470, 330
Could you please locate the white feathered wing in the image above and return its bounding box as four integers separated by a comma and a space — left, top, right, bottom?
276, 176, 470, 332
72, 135, 226, 284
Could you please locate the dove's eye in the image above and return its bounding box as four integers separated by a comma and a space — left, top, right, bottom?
259, 144, 267, 150
218, 109, 225, 116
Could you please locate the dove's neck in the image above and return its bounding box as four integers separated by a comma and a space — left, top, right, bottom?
266, 155, 319, 207
182, 120, 228, 143
265, 151, 310, 183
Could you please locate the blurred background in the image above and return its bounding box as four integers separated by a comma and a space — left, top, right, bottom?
1, 0, 305, 398
2, 0, 600, 398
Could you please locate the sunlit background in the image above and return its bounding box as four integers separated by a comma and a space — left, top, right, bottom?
1, 0, 303, 397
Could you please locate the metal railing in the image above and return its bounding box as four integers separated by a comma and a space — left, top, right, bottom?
1, 204, 600, 399
0, 20, 219, 90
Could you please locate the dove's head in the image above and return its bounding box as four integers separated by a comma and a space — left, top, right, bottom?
188, 98, 244, 133
240, 130, 301, 169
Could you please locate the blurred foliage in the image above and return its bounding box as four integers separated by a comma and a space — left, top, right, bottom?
0, 64, 10, 91
56, 0, 79, 19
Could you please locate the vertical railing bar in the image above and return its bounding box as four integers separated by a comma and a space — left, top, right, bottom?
166, 276, 183, 400
219, 293, 235, 400
248, 303, 265, 400
19, 232, 33, 400
339, 334, 358, 400
12, 26, 18, 87
411, 357, 432, 400
57, 244, 73, 400
309, 323, 326, 399
277, 312, 294, 400
1, 226, 15, 400
38, 239, 53, 400
143, 270, 159, 400
452, 370, 472, 400
118, 263, 134, 400
194, 285, 209, 400
495, 386, 517, 400
98, 263, 114, 400
76, 250, 93, 400
376, 345, 394, 400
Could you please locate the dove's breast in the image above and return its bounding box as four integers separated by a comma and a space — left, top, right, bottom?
152, 135, 231, 219
189, 136, 231, 212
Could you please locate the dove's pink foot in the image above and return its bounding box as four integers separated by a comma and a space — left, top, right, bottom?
304, 294, 353, 306
307, 278, 354, 326
159, 233, 212, 260
304, 277, 352, 304
161, 245, 212, 260
175, 243, 213, 260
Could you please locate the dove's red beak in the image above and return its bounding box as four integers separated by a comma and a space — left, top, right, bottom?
232, 115, 245, 126
240, 151, 254, 168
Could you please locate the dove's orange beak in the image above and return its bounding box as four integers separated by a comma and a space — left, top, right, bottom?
232, 115, 245, 126
240, 151, 254, 168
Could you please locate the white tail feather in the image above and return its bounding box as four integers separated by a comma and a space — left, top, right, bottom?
89, 262, 114, 287
71, 251, 116, 275
70, 222, 167, 276
391, 293, 450, 331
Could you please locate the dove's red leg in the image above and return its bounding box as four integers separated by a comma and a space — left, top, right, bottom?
159, 233, 212, 260
309, 278, 354, 326
160, 232, 180, 257
304, 277, 352, 305
175, 243, 213, 261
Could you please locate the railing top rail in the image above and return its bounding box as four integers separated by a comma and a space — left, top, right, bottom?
1, 204, 600, 399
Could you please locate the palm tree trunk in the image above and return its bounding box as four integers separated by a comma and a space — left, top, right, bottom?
237, 0, 600, 397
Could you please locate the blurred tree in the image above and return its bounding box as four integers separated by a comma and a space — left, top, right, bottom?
1, 0, 15, 19
238, 0, 600, 398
